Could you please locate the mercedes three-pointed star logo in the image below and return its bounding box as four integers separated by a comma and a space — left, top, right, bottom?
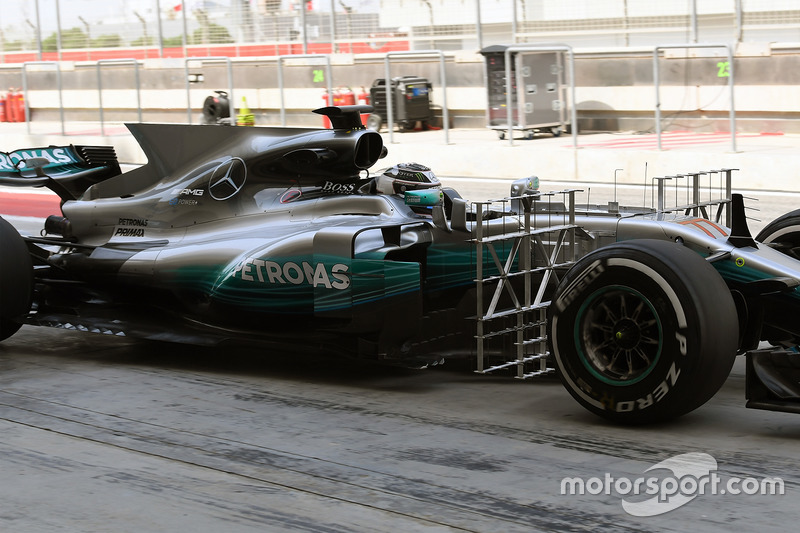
208, 157, 247, 201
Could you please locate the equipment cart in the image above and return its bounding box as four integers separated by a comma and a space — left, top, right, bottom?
480, 45, 569, 139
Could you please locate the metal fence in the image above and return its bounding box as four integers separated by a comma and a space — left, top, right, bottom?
2, 0, 799, 63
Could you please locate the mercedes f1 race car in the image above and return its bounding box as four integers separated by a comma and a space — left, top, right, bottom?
3, 105, 800, 424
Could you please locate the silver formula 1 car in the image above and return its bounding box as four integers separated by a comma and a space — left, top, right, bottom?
3, 105, 800, 424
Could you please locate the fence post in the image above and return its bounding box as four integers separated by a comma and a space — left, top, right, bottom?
735, 0, 744, 42
329, 0, 337, 53
96, 59, 142, 136
301, 1, 308, 54
22, 61, 64, 135
33, 0, 43, 61
180, 0, 188, 58
278, 54, 333, 126
653, 43, 736, 152
55, 0, 63, 61
156, 0, 164, 58
384, 50, 450, 144
184, 57, 234, 125
475, 0, 483, 51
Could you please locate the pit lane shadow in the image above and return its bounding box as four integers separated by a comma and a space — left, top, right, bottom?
5, 326, 796, 434
1, 325, 564, 395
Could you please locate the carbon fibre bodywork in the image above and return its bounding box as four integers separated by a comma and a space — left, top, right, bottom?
2, 108, 534, 366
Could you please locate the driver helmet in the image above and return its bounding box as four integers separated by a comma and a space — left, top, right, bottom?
375, 162, 441, 196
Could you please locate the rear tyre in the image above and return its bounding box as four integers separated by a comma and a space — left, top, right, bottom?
756, 209, 800, 260
0, 217, 33, 342
549, 239, 738, 424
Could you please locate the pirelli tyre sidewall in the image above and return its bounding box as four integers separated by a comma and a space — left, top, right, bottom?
0, 216, 32, 341
550, 239, 738, 424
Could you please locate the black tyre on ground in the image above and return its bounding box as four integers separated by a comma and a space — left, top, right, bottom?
549, 239, 739, 424
0, 217, 33, 341
756, 208, 800, 261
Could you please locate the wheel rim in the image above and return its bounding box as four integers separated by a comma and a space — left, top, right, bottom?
573, 285, 663, 386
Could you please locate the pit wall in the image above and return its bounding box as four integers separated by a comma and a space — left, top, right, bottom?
1, 44, 799, 133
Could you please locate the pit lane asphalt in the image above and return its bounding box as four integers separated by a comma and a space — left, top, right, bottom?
3, 123, 800, 531
1, 325, 798, 532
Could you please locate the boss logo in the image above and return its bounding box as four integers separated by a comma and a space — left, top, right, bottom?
322, 181, 355, 194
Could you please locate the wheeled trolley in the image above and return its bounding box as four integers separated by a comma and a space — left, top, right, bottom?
367, 76, 432, 132
480, 45, 570, 140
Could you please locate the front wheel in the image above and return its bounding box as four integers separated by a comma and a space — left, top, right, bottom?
756, 208, 800, 261
755, 210, 800, 346
549, 239, 739, 424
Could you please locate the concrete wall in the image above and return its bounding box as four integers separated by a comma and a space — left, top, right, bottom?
2, 45, 799, 132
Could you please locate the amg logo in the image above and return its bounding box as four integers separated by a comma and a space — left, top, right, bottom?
171, 188, 205, 196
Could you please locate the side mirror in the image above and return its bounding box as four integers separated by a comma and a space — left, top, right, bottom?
450, 197, 469, 232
